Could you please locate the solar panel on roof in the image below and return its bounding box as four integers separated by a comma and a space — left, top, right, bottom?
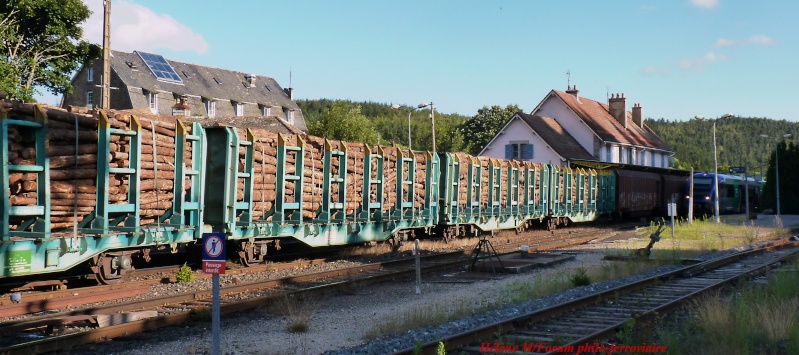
135, 50, 183, 84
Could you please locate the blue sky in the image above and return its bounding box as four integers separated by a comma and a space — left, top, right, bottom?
38, 0, 797, 121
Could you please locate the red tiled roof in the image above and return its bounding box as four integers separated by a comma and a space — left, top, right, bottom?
516, 113, 597, 161
549, 90, 673, 152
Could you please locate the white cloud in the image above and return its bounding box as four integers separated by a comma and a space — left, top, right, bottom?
678, 51, 727, 70
640, 66, 670, 76
82, 0, 208, 54
690, 0, 720, 9
714, 35, 775, 48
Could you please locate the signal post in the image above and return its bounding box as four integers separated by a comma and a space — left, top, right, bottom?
202, 232, 226, 355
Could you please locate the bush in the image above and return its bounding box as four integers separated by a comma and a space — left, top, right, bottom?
569, 267, 591, 287
176, 263, 194, 283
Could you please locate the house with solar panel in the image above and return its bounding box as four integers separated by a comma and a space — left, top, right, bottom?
479, 86, 674, 168
61, 50, 307, 131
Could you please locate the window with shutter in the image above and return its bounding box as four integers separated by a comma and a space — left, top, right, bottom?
505, 142, 533, 160
522, 144, 534, 159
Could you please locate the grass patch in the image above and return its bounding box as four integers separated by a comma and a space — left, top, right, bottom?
656, 260, 799, 354
569, 266, 591, 287
608, 217, 786, 262
366, 260, 663, 340
189, 306, 211, 321
272, 294, 318, 333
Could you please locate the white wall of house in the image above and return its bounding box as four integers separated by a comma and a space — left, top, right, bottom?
654, 151, 663, 167
481, 117, 566, 166
534, 97, 598, 159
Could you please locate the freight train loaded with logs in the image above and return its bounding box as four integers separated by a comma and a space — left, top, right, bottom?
1, 102, 688, 284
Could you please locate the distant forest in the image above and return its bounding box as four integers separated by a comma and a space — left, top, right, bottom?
645, 116, 799, 177
296, 100, 799, 213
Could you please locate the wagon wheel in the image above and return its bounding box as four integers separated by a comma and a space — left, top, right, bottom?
547, 218, 557, 231
388, 236, 402, 252
94, 253, 132, 285
237, 241, 260, 267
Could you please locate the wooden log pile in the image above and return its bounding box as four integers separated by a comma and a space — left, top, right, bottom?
227, 126, 430, 222
4, 102, 194, 231
448, 153, 548, 210
7, 101, 502, 233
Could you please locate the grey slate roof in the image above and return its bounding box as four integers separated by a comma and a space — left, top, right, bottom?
109, 50, 306, 131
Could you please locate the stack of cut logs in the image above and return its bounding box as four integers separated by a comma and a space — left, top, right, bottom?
6, 100, 563, 234
4, 102, 194, 231
449, 153, 545, 209
234, 127, 429, 221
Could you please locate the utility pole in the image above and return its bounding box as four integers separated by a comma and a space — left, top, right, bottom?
430, 102, 435, 152
101, 0, 111, 109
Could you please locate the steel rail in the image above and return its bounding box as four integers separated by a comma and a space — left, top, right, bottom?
393, 236, 799, 355
0, 227, 622, 354
0, 251, 469, 353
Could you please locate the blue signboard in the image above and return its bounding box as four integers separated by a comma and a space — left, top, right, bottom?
202, 233, 226, 261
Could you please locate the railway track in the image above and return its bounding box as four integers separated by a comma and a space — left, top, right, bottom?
394, 236, 799, 355
0, 223, 618, 307
0, 227, 612, 354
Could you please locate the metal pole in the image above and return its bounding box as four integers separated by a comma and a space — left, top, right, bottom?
414, 239, 421, 295
776, 144, 781, 216
101, 0, 111, 109
212, 273, 220, 355
688, 167, 694, 225
713, 121, 720, 223
430, 102, 436, 152
670, 198, 675, 240
743, 170, 749, 219
407, 111, 412, 150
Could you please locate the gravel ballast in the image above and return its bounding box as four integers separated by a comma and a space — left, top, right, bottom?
78, 218, 797, 355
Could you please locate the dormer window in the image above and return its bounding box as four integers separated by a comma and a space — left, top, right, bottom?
260, 105, 270, 116
234, 102, 243, 116
287, 110, 295, 124
204, 98, 216, 117
146, 91, 158, 114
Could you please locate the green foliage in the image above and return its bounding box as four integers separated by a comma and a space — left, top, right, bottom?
568, 266, 591, 287
0, 0, 101, 101
460, 104, 522, 155
436, 341, 446, 355
297, 99, 470, 152
305, 100, 379, 144
189, 306, 211, 320
176, 262, 194, 283
412, 340, 422, 355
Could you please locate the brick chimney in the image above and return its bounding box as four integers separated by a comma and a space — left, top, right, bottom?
283, 87, 294, 100
608, 93, 628, 129
632, 103, 643, 128
566, 85, 579, 100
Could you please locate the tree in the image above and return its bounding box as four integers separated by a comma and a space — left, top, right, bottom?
459, 104, 522, 155
0, 0, 100, 101
307, 100, 379, 144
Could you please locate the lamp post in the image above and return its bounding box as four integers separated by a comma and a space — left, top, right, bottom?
695, 115, 719, 223
417, 102, 435, 152
391, 104, 422, 150
760, 133, 792, 216
695, 113, 732, 223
